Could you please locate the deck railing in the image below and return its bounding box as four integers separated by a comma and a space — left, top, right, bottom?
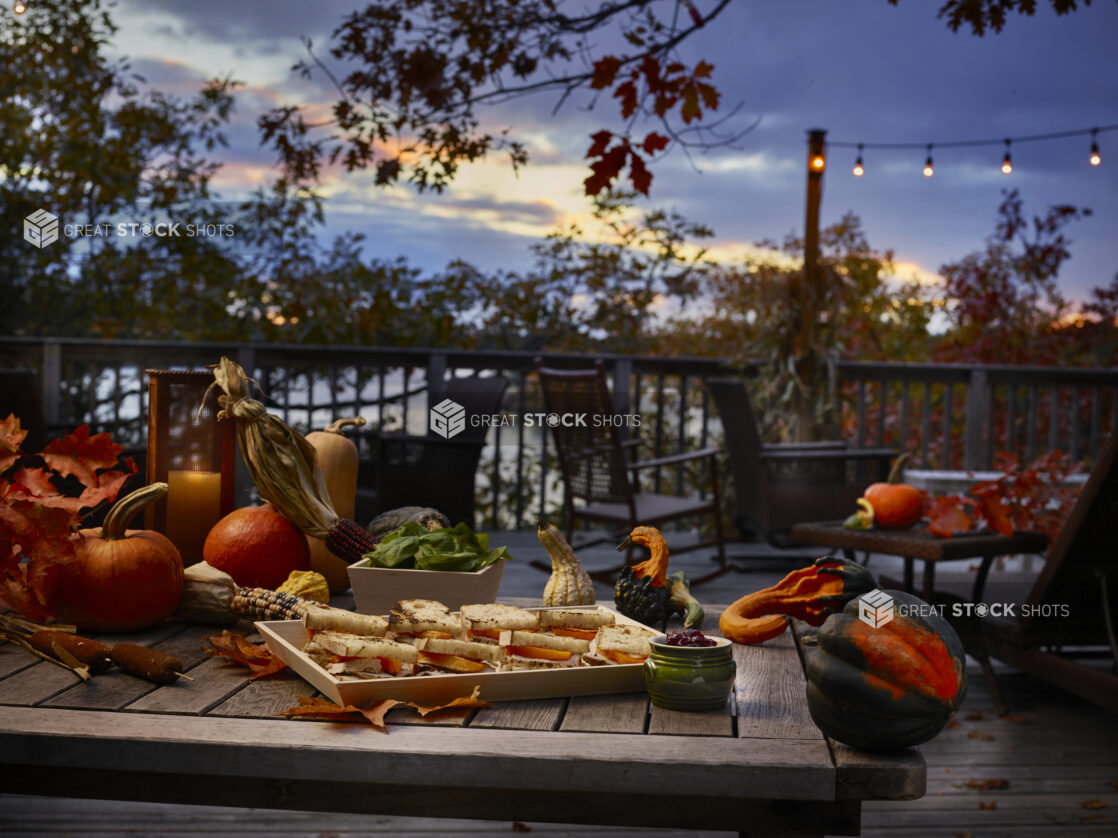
2, 337, 1116, 528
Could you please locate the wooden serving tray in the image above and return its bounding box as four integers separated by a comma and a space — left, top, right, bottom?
258, 605, 657, 707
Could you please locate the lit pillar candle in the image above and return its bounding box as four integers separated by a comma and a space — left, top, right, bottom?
165, 469, 223, 566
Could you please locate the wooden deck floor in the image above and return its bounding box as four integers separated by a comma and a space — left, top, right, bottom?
2, 531, 1115, 837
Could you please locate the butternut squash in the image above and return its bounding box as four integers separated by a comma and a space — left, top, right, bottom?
305, 417, 366, 592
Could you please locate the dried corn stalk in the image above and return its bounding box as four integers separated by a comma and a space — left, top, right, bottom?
207, 357, 376, 562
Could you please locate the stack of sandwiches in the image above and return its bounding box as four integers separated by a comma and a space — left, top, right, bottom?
297, 599, 656, 680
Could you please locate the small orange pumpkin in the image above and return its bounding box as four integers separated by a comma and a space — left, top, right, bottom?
204, 504, 310, 589
53, 483, 185, 632
863, 454, 923, 529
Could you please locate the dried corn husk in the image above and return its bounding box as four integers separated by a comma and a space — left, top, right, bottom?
207, 357, 338, 538
174, 561, 239, 624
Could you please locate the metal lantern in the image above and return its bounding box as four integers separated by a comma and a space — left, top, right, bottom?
145, 369, 236, 566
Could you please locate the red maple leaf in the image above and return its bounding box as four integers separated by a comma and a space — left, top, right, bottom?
642, 132, 669, 155
41, 425, 126, 487
926, 494, 974, 538
0, 414, 27, 472
590, 55, 622, 90
629, 151, 652, 196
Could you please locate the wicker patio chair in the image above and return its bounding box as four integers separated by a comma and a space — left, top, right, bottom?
536, 360, 727, 584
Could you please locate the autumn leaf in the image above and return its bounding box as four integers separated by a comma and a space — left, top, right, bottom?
590, 55, 622, 90
0, 414, 27, 472
586, 130, 613, 159
628, 152, 652, 196
410, 685, 491, 716
584, 139, 630, 196
612, 79, 639, 119
965, 778, 1009, 790
283, 695, 400, 731
283, 688, 490, 731
978, 800, 998, 810
1080, 799, 1109, 810
40, 425, 126, 487
641, 132, 669, 155
0, 501, 78, 621
1001, 712, 1035, 724
964, 709, 984, 720
967, 731, 996, 743
203, 630, 288, 679
927, 494, 974, 538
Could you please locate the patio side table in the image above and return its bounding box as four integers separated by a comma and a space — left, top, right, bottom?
790, 521, 1048, 600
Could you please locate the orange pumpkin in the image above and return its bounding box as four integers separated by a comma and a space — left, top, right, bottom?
863, 454, 923, 529
53, 483, 185, 632
204, 504, 310, 589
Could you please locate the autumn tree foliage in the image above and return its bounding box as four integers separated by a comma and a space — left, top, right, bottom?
259, 0, 739, 197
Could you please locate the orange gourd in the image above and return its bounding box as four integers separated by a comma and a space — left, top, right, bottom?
204, 504, 310, 590
53, 483, 185, 632
304, 417, 365, 592
864, 453, 923, 529
718, 557, 876, 644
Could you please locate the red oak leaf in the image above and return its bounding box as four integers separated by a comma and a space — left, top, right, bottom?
0, 500, 78, 620
584, 139, 630, 196
203, 630, 289, 679
41, 425, 125, 488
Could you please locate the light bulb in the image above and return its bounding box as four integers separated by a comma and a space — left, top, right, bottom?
853, 145, 864, 176
1001, 140, 1012, 174
811, 154, 825, 171
923, 158, 934, 177
13, 1, 27, 13
1090, 142, 1101, 167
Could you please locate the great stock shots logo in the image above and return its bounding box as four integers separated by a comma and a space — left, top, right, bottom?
24, 209, 59, 249
858, 589, 895, 628
430, 398, 467, 439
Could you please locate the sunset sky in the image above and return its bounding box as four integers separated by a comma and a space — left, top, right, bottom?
106, 0, 1118, 303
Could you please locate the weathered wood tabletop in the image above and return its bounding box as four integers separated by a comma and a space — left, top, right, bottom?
0, 598, 924, 838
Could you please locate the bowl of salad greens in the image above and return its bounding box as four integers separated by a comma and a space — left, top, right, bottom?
347, 522, 511, 614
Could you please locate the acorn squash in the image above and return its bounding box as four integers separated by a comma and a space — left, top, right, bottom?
804, 589, 966, 753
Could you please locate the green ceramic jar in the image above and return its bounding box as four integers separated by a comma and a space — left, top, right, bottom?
644, 635, 736, 711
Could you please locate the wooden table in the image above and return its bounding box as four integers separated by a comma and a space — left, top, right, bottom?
790, 521, 1048, 600
0, 600, 924, 837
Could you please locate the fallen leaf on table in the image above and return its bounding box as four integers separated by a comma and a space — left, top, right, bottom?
283, 695, 400, 730
282, 688, 492, 732
1080, 799, 1109, 810
1001, 713, 1036, 724
978, 800, 998, 810
946, 720, 960, 729
410, 685, 492, 717
203, 630, 287, 679
965, 779, 1009, 791
967, 730, 996, 741
964, 709, 984, 721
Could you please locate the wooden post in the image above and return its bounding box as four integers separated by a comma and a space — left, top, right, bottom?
797, 128, 827, 441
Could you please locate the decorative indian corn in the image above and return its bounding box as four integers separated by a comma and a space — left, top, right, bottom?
205, 357, 378, 563
231, 587, 314, 622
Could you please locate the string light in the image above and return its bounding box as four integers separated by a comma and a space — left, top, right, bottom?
828, 122, 1117, 177
811, 150, 825, 171
13, 2, 27, 13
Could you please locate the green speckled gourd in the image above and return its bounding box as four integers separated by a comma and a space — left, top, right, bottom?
614, 526, 677, 629
537, 520, 595, 606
